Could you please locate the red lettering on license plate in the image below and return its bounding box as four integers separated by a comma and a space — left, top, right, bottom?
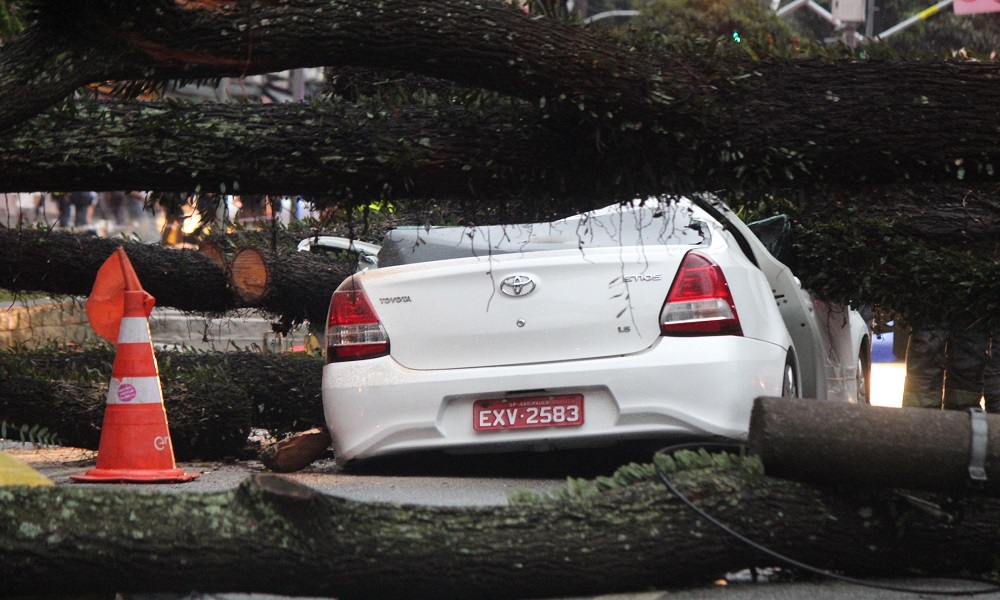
473, 394, 585, 431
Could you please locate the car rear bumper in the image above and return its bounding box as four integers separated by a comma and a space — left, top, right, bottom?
322, 336, 789, 463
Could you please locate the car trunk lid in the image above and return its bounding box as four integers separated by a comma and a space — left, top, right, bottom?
360, 246, 695, 370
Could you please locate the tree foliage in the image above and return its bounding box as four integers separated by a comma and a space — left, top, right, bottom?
634, 0, 803, 49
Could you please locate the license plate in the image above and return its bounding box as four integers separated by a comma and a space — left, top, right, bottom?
473, 394, 585, 431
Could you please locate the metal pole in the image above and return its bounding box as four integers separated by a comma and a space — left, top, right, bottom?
865, 0, 877, 39
806, 0, 840, 26
776, 0, 810, 17
291, 69, 305, 102
876, 0, 953, 40
583, 9, 638, 23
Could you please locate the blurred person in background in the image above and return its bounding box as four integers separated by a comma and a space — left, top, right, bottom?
58, 191, 95, 228
95, 191, 128, 227
903, 325, 999, 413
54, 192, 70, 227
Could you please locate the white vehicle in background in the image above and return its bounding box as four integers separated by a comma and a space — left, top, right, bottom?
296, 236, 380, 271
321, 196, 871, 466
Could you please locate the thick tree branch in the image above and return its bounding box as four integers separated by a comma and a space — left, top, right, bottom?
0, 228, 234, 312
4, 1, 1000, 195
716, 59, 1000, 189
0, 26, 115, 131
4, 93, 1000, 217
0, 0, 667, 133
0, 227, 362, 328
0, 100, 580, 204
1, 462, 999, 598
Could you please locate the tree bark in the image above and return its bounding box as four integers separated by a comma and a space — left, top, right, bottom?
0, 227, 356, 327
748, 396, 1000, 494
0, 228, 234, 312
0, 23, 116, 133
0, 347, 325, 460
3, 2, 1000, 199
1, 462, 1000, 598
230, 246, 353, 327
849, 184, 1000, 246
5, 75, 1000, 206
0, 0, 673, 134
0, 100, 582, 212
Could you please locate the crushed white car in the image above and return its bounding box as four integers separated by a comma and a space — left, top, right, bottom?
321, 196, 871, 465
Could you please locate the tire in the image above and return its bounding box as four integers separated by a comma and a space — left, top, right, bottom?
781, 352, 799, 398
856, 340, 872, 405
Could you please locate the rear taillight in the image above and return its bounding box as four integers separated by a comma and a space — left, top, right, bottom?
325, 276, 390, 363
659, 251, 743, 337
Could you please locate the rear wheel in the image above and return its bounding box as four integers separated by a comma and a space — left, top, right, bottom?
781, 352, 799, 398
856, 341, 872, 405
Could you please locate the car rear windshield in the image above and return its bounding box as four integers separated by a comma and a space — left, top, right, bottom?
380, 201, 710, 267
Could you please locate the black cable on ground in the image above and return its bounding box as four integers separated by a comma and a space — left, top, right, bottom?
654, 442, 1000, 596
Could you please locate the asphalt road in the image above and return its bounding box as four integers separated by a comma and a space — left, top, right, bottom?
6, 444, 576, 505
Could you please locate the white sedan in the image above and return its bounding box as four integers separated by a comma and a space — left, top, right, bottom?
321, 196, 871, 465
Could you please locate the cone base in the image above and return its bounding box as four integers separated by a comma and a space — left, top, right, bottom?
71, 467, 200, 483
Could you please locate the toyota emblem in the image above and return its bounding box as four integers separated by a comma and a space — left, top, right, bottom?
500, 274, 536, 297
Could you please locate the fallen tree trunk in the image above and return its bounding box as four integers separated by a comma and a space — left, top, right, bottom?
6, 5, 1000, 197
748, 396, 1000, 494
230, 247, 354, 327
2, 455, 1000, 598
0, 227, 355, 328
0, 347, 325, 460
854, 186, 1000, 246
0, 228, 234, 312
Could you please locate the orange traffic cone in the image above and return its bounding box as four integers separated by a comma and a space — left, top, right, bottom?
72, 249, 199, 483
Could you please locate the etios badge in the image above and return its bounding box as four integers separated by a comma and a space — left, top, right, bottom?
500, 274, 536, 297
